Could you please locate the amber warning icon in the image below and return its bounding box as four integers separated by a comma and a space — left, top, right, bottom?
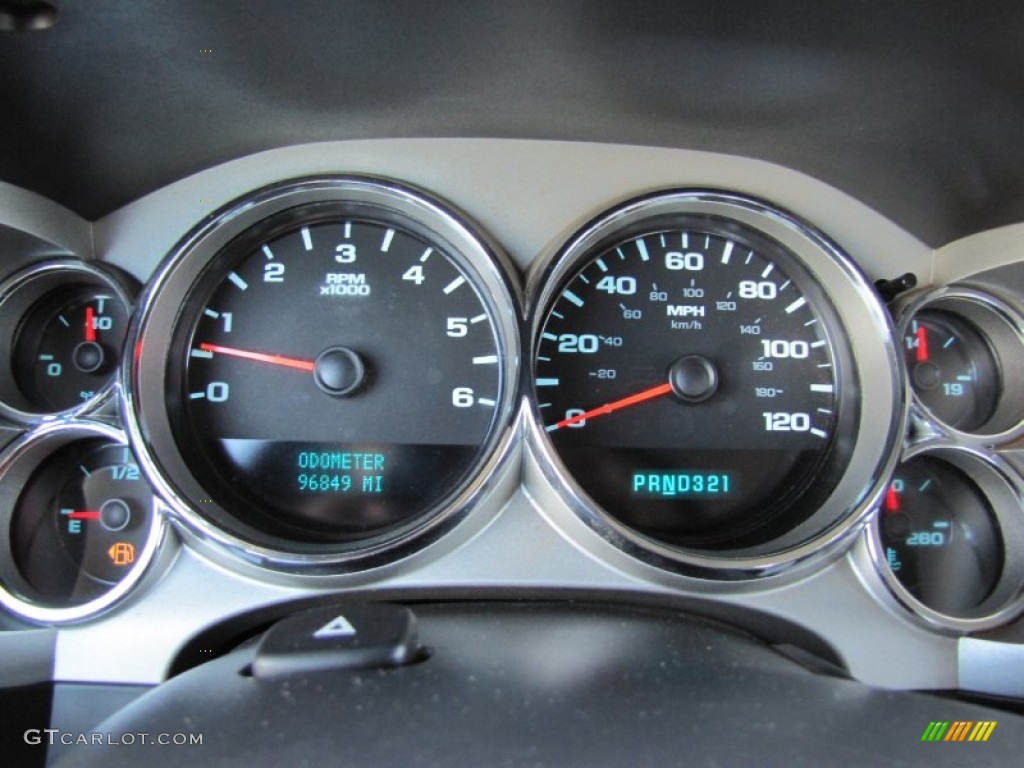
107, 541, 136, 566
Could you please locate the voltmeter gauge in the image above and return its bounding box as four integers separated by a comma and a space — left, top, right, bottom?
897, 288, 1024, 441
0, 260, 134, 422
902, 311, 999, 432
0, 423, 165, 622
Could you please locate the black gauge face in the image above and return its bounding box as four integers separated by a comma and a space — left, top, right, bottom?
903, 311, 1000, 431
535, 218, 856, 549
10, 440, 155, 606
13, 288, 129, 412
168, 204, 506, 542
879, 457, 1002, 615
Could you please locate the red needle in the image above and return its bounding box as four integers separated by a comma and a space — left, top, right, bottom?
85, 306, 96, 342
198, 343, 315, 372
68, 511, 100, 520
550, 382, 673, 430
885, 486, 899, 512
916, 325, 928, 362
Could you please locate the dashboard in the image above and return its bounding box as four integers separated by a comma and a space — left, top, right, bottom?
3, 2, 1024, 765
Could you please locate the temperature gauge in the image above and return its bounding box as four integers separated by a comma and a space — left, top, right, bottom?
0, 425, 163, 620
878, 455, 1002, 617
902, 310, 1000, 432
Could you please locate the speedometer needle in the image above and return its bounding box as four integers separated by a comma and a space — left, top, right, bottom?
915, 325, 928, 362
198, 343, 315, 372
549, 382, 673, 431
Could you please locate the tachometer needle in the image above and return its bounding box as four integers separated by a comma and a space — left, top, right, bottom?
549, 382, 673, 431
198, 343, 315, 372
85, 306, 96, 342
915, 325, 928, 362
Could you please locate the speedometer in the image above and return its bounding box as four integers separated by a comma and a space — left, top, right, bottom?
127, 177, 520, 567
528, 191, 904, 574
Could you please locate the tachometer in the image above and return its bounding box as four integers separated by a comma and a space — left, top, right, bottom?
127, 177, 520, 567
528, 191, 904, 574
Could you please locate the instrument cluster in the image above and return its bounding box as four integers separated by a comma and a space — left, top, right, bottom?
0, 145, 1022, 656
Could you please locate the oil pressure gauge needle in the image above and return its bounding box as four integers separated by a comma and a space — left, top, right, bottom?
84, 306, 96, 342
198, 343, 315, 372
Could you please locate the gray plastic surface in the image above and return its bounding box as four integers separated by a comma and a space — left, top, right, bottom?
54, 603, 1023, 767
3, 2, 1024, 245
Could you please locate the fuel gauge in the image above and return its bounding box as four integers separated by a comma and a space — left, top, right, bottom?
29, 440, 152, 589
0, 424, 164, 622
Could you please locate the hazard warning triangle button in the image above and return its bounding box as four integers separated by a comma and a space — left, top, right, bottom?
252, 602, 419, 678
313, 615, 357, 639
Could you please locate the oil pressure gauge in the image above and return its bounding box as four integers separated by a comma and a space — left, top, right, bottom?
0, 260, 134, 422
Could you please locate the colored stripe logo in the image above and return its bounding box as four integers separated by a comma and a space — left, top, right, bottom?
921, 721, 996, 742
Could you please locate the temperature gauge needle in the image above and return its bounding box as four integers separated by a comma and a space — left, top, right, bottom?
198, 343, 315, 372
884, 486, 900, 512
549, 382, 673, 431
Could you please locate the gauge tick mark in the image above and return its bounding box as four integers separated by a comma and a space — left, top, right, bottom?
443, 276, 466, 295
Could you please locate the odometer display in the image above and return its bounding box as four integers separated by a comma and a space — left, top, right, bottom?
533, 200, 859, 551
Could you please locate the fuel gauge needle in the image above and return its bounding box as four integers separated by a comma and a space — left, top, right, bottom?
198, 343, 315, 372
548, 382, 673, 431
66, 510, 100, 520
